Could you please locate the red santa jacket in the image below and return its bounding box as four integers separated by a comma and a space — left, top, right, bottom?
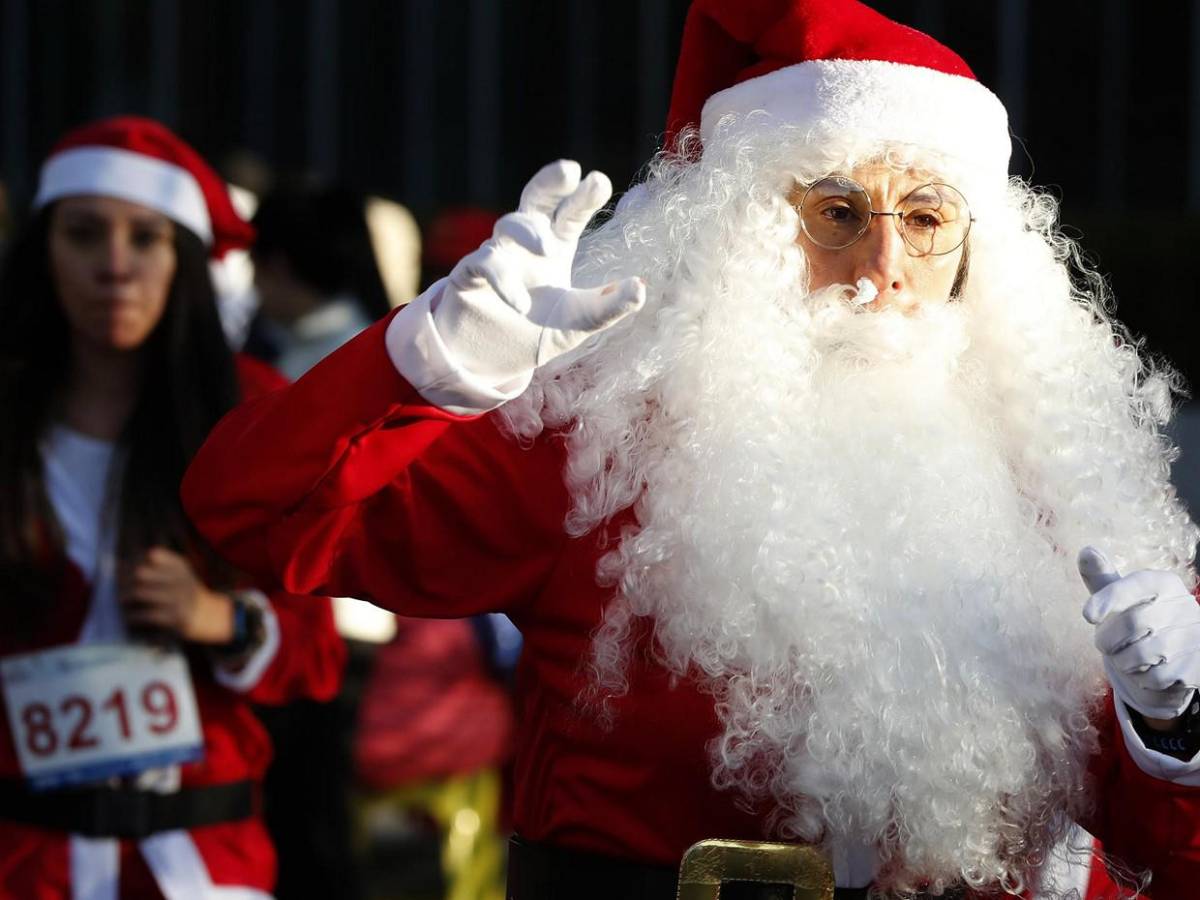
182, 314, 1200, 899
0, 356, 346, 899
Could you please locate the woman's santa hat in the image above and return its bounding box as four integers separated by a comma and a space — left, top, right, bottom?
665, 0, 1011, 186
33, 116, 254, 259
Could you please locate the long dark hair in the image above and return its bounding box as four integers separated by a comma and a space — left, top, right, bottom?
0, 208, 240, 613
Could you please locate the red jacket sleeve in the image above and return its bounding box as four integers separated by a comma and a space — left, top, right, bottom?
234, 353, 289, 400
1084, 693, 1200, 898
184, 311, 569, 619
228, 588, 345, 705
211, 354, 346, 706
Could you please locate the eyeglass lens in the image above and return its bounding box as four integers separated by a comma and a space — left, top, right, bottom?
798, 177, 971, 256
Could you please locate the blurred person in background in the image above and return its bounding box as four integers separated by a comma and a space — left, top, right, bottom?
245, 181, 406, 900
351, 206, 513, 900
244, 180, 419, 900
353, 615, 516, 900
0, 116, 344, 899
248, 185, 390, 380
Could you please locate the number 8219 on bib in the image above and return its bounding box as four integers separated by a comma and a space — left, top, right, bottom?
1, 644, 204, 790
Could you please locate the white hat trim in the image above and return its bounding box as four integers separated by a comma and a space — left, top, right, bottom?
701, 58, 1011, 185
34, 146, 213, 245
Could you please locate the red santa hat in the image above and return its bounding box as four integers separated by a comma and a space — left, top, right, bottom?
33, 116, 255, 259
665, 0, 1010, 186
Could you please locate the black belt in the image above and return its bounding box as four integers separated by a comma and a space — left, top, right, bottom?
0, 778, 256, 839
506, 836, 964, 900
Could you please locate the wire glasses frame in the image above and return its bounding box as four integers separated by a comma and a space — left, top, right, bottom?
796, 176, 975, 257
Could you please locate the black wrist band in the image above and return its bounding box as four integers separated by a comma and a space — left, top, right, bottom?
221, 590, 265, 658
226, 595, 249, 654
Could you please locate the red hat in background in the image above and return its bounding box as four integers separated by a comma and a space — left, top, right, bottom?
423, 207, 500, 277
664, 0, 1010, 185
33, 116, 255, 259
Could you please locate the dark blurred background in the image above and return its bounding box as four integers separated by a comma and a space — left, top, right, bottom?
2, 5, 1198, 897
0, 0, 1196, 409
0, 0, 1194, 339
3, 0, 1197, 382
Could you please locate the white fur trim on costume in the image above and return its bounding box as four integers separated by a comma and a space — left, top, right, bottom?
212, 590, 280, 693
385, 285, 530, 417
1113, 696, 1200, 784
140, 831, 272, 900
701, 59, 1010, 185
1031, 822, 1095, 899
35, 147, 213, 245
70, 835, 119, 900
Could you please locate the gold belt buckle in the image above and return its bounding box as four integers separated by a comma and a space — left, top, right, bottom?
676, 839, 835, 900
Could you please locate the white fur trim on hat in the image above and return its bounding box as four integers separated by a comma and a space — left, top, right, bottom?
34, 146, 213, 245
701, 58, 1011, 185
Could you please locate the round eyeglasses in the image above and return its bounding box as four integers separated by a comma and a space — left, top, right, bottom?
795, 176, 973, 257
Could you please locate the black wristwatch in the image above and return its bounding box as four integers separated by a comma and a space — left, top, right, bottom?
222, 590, 267, 659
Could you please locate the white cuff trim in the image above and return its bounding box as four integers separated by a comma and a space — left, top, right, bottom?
212, 590, 280, 694
1113, 696, 1200, 785
385, 285, 531, 417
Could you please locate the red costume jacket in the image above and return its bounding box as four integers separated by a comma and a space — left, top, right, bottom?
182, 315, 1200, 899
0, 357, 346, 899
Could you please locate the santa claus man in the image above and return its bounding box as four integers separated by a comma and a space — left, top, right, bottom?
184, 1, 1200, 897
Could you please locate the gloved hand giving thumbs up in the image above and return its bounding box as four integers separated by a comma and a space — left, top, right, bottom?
1078, 546, 1200, 720
428, 160, 645, 393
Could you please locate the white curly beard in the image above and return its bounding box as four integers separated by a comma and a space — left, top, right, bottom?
500, 126, 1197, 894
602, 290, 1108, 894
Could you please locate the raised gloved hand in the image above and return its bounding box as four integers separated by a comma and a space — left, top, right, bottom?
430, 159, 645, 388
1078, 546, 1200, 719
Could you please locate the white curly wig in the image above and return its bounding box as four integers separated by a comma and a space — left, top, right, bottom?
500, 117, 1197, 895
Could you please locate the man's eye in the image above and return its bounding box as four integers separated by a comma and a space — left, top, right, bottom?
905, 212, 942, 230
821, 204, 859, 223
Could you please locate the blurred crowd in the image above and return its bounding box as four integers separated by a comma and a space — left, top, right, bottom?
0, 116, 515, 900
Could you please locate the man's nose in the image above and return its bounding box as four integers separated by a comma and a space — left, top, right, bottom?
856, 215, 910, 310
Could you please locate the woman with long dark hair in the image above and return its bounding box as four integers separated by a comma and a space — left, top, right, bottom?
0, 117, 344, 898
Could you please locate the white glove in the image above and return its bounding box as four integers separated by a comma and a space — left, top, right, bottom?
1078, 546, 1200, 719
429, 159, 645, 388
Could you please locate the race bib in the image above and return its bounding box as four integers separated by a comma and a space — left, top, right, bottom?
1, 643, 204, 790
